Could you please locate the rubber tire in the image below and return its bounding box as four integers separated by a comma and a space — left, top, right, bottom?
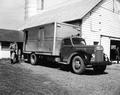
30, 53, 38, 65
71, 55, 85, 74
93, 65, 106, 73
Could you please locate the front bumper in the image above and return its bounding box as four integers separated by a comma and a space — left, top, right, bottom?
91, 61, 112, 66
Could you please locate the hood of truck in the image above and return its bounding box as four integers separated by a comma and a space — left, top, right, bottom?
73, 45, 97, 54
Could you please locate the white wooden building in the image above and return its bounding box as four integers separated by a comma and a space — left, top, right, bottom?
22, 0, 120, 61
82, 0, 120, 61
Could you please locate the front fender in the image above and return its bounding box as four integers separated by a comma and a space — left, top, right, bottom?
67, 52, 80, 64
67, 51, 90, 65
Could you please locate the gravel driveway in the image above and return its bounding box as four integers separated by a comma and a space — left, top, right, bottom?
18, 62, 120, 95
1, 59, 120, 95
0, 59, 69, 95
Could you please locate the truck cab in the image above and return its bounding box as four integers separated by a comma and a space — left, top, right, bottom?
60, 36, 86, 62
60, 35, 111, 74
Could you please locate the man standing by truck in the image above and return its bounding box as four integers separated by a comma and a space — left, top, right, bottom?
116, 47, 120, 64
9, 42, 18, 64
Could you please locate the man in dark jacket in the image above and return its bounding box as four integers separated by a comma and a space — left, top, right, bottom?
9, 42, 18, 63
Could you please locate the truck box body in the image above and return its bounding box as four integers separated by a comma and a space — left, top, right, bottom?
23, 22, 81, 56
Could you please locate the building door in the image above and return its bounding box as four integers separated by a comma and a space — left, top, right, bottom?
110, 40, 120, 61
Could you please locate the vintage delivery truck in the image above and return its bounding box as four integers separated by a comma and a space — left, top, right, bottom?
20, 22, 111, 74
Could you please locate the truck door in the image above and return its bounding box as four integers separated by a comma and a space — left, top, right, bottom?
60, 38, 74, 62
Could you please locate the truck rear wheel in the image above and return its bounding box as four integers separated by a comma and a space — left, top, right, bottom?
71, 55, 85, 74
30, 53, 38, 65
93, 65, 106, 73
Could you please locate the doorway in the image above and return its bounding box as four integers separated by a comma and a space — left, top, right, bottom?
110, 40, 120, 61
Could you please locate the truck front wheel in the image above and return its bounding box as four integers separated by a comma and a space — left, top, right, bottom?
71, 55, 85, 74
93, 65, 106, 73
30, 53, 38, 65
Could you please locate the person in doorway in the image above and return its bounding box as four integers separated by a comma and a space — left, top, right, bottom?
116, 47, 120, 64
9, 42, 18, 63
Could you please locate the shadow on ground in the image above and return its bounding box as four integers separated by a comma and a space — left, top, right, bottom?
27, 60, 109, 76
83, 69, 108, 75
0, 59, 69, 95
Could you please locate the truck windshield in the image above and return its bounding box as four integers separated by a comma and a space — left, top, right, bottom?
72, 38, 86, 45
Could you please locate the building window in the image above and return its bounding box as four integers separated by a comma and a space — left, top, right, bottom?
1, 42, 10, 51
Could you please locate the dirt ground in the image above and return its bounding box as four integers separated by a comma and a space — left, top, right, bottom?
0, 59, 120, 95
0, 59, 69, 95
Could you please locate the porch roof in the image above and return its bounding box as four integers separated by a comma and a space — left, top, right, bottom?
0, 29, 24, 42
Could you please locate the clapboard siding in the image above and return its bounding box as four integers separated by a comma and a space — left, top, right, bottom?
101, 0, 113, 11
100, 8, 120, 37
82, 0, 120, 43
82, 13, 93, 45
101, 0, 120, 14
82, 11, 101, 45
82, 0, 120, 58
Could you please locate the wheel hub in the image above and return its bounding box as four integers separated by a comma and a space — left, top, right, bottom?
74, 60, 81, 69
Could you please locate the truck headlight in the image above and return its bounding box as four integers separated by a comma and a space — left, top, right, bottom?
91, 54, 95, 62
104, 54, 109, 61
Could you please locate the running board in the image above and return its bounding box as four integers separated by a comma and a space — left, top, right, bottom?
57, 61, 69, 65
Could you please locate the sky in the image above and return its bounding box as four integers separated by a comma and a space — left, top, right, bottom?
1, 0, 120, 30
0, 0, 24, 29
0, 0, 69, 30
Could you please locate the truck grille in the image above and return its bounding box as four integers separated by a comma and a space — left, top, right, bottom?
95, 50, 104, 62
